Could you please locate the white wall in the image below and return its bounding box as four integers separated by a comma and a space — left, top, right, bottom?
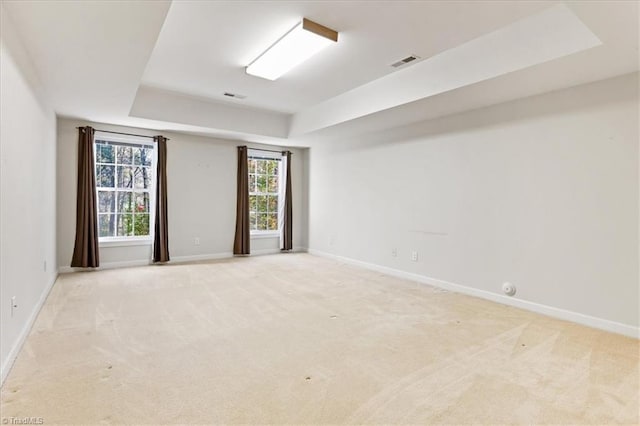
57, 118, 308, 269
0, 5, 57, 383
308, 73, 639, 333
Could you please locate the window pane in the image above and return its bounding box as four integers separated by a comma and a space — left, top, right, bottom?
98, 214, 115, 237
257, 195, 267, 212
249, 174, 256, 192
117, 192, 133, 213
96, 144, 114, 163
132, 147, 142, 165
267, 195, 277, 212
249, 212, 257, 230
267, 213, 278, 230
257, 160, 267, 174
95, 143, 104, 162
145, 167, 152, 188
257, 175, 267, 193
267, 160, 278, 175
141, 148, 152, 166
95, 140, 156, 241
116, 214, 133, 236
97, 165, 115, 188
268, 176, 278, 193
248, 159, 256, 173
117, 146, 133, 164
133, 167, 152, 189
249, 195, 256, 212
98, 191, 115, 213
117, 166, 134, 188
134, 192, 149, 213
133, 214, 149, 236
133, 167, 144, 189
257, 213, 267, 230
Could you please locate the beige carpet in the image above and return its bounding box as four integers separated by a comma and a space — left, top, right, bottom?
1, 253, 638, 425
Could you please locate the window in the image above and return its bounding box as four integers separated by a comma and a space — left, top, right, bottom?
248, 152, 281, 235
94, 134, 156, 242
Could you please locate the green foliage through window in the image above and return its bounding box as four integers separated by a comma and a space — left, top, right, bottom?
249, 157, 279, 232
95, 140, 154, 239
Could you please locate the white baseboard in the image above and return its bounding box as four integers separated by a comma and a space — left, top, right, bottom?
308, 249, 639, 339
59, 247, 310, 272
167, 248, 309, 262
59, 259, 151, 273
1, 271, 58, 386
169, 252, 234, 263
250, 248, 281, 256
251, 246, 308, 256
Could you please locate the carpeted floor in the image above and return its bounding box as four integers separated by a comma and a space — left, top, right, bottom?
1, 253, 638, 424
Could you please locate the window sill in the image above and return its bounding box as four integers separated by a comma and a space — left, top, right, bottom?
250, 232, 279, 240
99, 238, 152, 248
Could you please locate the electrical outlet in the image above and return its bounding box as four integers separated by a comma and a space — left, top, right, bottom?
391, 248, 397, 257
411, 251, 418, 261
11, 296, 17, 317
502, 282, 516, 296
194, 237, 200, 246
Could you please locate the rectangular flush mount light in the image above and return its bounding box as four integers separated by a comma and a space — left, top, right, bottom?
246, 18, 338, 81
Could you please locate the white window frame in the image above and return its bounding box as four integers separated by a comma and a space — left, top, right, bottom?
248, 149, 283, 238
94, 132, 157, 246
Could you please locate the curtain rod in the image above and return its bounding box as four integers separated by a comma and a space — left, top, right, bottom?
77, 127, 169, 141
243, 146, 293, 155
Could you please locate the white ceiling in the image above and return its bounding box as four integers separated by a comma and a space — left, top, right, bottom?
2, 0, 638, 147
142, 0, 556, 113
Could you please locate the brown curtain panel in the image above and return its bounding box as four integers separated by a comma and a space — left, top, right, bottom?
153, 135, 170, 263
71, 126, 100, 267
233, 146, 250, 255
281, 150, 293, 251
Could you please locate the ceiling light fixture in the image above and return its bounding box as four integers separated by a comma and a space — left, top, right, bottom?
246, 18, 338, 81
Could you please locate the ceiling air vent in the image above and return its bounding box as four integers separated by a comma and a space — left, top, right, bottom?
223, 92, 246, 99
391, 55, 420, 68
